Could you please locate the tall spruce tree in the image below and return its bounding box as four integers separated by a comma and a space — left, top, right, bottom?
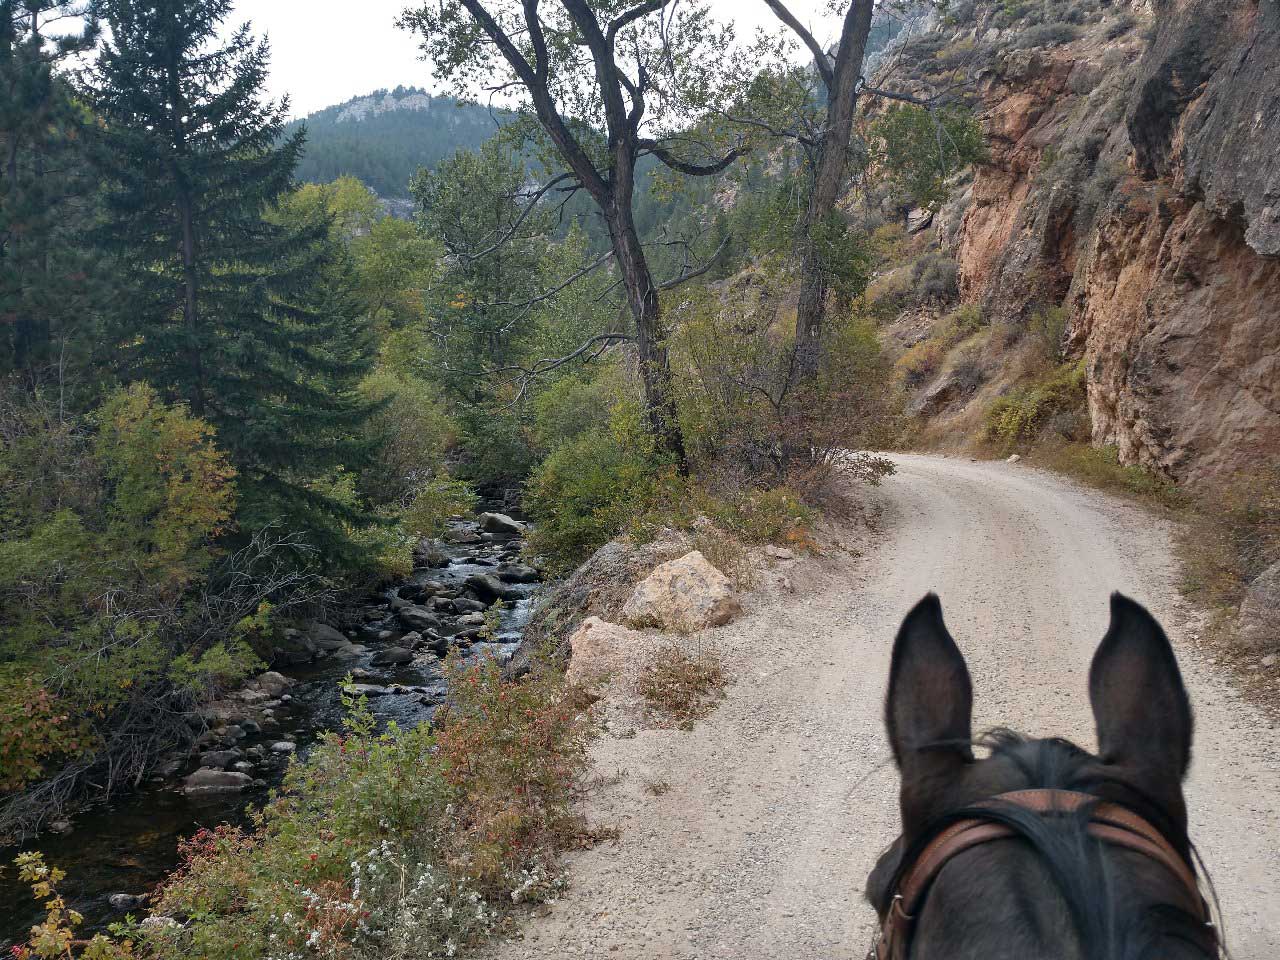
87, 0, 378, 560
0, 2, 101, 387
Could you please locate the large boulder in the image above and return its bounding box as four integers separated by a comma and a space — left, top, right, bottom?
252, 671, 291, 697
465, 573, 522, 604
496, 562, 540, 584
371, 646, 414, 667
478, 512, 525, 536
1238, 561, 1280, 654
565, 617, 651, 689
182, 768, 252, 796
305, 621, 349, 651
397, 605, 443, 633
621, 550, 741, 634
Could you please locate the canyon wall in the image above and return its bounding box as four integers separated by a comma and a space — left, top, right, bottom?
944, 0, 1279, 483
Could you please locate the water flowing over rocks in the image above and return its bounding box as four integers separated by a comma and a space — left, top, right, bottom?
1, 508, 543, 944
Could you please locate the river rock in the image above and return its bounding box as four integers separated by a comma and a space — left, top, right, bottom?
305, 621, 349, 650
496, 562, 540, 584
621, 550, 741, 633
240, 719, 261, 735
458, 612, 487, 627
270, 741, 297, 754
444, 527, 482, 545
198, 749, 243, 770
343, 683, 390, 697
1239, 560, 1280, 653
183, 768, 252, 796
108, 893, 145, 912
478, 512, 525, 535
371, 646, 414, 666
232, 761, 255, 774
398, 605, 443, 633
453, 597, 488, 614
465, 572, 521, 604
413, 539, 450, 568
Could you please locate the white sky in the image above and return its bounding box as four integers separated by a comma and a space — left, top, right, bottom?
225, 0, 841, 118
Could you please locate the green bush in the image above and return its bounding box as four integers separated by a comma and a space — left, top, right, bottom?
525, 400, 683, 575
984, 361, 1087, 449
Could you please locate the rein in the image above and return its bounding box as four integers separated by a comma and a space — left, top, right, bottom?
872, 788, 1216, 960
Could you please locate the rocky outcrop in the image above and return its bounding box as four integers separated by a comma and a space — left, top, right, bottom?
620, 551, 741, 634
924, 1, 1280, 484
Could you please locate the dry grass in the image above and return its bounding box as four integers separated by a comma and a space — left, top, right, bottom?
638, 644, 727, 728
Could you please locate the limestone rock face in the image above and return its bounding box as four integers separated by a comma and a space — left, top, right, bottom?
620, 551, 741, 634
565, 617, 650, 688
1239, 562, 1280, 655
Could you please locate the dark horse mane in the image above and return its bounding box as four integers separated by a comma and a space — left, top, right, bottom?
889, 730, 1221, 960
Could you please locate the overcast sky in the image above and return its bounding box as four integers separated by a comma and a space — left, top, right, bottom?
225, 0, 841, 118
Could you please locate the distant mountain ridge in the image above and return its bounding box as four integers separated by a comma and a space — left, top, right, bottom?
287, 86, 511, 198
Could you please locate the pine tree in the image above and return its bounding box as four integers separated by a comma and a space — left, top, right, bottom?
87, 0, 378, 560
0, 2, 101, 387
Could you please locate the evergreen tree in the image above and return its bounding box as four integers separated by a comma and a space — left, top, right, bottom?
87, 0, 377, 559
0, 2, 101, 387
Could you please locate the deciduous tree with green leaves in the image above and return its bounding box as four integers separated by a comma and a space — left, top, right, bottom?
399, 0, 751, 469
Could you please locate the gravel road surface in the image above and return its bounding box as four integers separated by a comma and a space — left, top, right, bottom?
484, 454, 1280, 960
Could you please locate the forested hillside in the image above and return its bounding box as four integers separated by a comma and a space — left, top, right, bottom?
285, 87, 508, 198
3, 0, 1276, 958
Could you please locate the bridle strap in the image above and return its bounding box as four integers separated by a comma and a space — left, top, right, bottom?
874, 789, 1211, 960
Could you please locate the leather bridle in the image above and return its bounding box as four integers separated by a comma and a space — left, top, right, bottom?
872, 788, 1217, 960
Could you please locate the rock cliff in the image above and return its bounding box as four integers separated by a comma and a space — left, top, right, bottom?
907, 0, 1279, 483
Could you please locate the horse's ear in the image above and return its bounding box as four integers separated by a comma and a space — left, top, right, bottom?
1089, 594, 1193, 803
886, 595, 973, 806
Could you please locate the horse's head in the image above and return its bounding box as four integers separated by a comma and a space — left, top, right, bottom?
866, 593, 1215, 960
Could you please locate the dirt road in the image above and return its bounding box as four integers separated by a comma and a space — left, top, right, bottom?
485, 453, 1280, 960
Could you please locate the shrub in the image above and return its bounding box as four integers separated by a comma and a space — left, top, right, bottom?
708, 486, 817, 547
0, 384, 246, 806
1178, 470, 1280, 609
894, 339, 946, 389
911, 254, 960, 302
524, 399, 685, 575
435, 652, 592, 898
8, 852, 134, 959
638, 645, 726, 726
1014, 22, 1082, 50
1029, 305, 1070, 365
984, 361, 1087, 449
1042, 443, 1181, 505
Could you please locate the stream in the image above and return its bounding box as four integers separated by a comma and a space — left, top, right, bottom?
0, 511, 540, 948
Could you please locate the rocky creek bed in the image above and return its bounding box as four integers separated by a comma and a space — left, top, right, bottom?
0, 510, 542, 948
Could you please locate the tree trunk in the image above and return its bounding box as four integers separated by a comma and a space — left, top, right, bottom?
607, 192, 688, 472
791, 0, 876, 382
175, 186, 205, 416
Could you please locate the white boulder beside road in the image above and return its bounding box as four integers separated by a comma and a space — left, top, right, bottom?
565, 616, 652, 688
621, 550, 741, 634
